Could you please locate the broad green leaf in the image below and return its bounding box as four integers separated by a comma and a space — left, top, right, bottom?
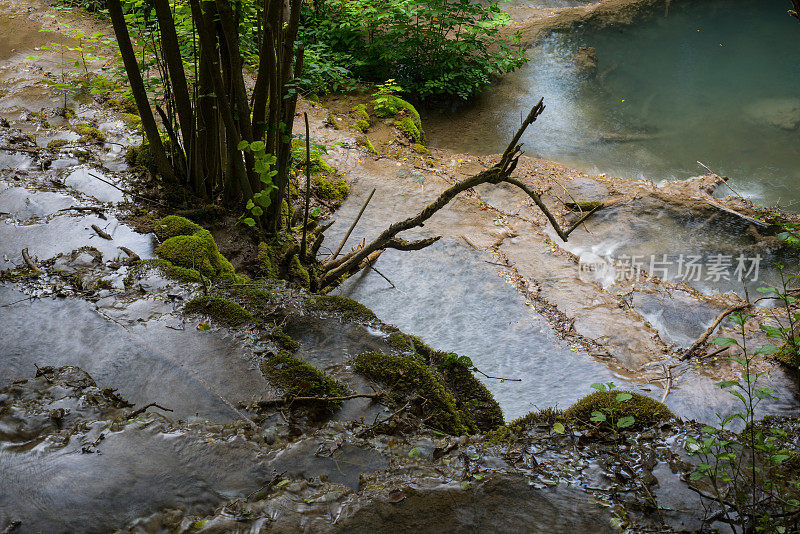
552, 422, 565, 434
616, 416, 635, 428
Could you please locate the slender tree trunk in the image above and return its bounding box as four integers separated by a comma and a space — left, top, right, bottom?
153, 0, 195, 183
107, 0, 178, 184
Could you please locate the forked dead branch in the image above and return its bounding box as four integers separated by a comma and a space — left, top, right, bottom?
317, 98, 600, 290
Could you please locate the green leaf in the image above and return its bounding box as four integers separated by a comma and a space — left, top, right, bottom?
251, 206, 263, 217
242, 218, 256, 227
616, 393, 632, 403
250, 140, 266, 152
755, 345, 780, 355
616, 416, 635, 428
553, 422, 565, 434
590, 383, 607, 392
590, 411, 606, 423
237, 140, 249, 151
713, 337, 738, 347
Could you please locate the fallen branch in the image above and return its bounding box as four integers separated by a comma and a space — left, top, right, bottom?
91, 224, 112, 240
681, 304, 750, 360
319, 98, 595, 289
127, 402, 174, 419
661, 364, 672, 403
21, 248, 43, 273
58, 206, 106, 218
256, 392, 383, 409
473, 368, 522, 382
329, 188, 376, 261
119, 246, 141, 262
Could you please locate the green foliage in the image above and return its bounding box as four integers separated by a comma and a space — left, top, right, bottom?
300, 0, 527, 100
238, 140, 279, 228
184, 296, 254, 327
686, 310, 800, 532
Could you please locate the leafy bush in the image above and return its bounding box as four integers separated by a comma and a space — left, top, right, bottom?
299, 0, 527, 101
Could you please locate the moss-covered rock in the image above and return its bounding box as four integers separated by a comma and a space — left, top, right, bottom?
125, 143, 156, 173
184, 296, 253, 327
46, 138, 69, 151
353, 351, 474, 435
288, 254, 310, 288
351, 104, 371, 123
125, 258, 204, 287
411, 143, 429, 155
153, 215, 205, 241
271, 325, 299, 352
153, 217, 234, 279
354, 119, 370, 133
312, 174, 349, 202
261, 351, 349, 414
356, 134, 378, 155
256, 241, 280, 279
563, 390, 674, 430
71, 124, 106, 144
395, 117, 424, 144
372, 95, 420, 123
386, 331, 413, 351
292, 139, 335, 175
306, 295, 377, 322
774, 341, 798, 368
438, 359, 504, 431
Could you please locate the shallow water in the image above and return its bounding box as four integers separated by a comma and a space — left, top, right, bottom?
425, 0, 800, 208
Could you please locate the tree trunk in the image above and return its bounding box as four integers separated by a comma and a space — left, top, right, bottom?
107, 0, 178, 184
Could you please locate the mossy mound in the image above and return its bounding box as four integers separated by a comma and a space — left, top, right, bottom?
291, 139, 335, 175
371, 95, 426, 145
386, 331, 503, 431
271, 325, 299, 352
261, 351, 349, 414
312, 174, 349, 203
288, 254, 310, 287
438, 360, 504, 431
153, 215, 205, 241
184, 296, 253, 327
152, 216, 234, 278
46, 139, 69, 151
125, 258, 203, 286
395, 117, 424, 144
125, 143, 156, 173
256, 241, 280, 279
306, 295, 377, 322
354, 119, 370, 133
351, 104, 371, 123
353, 351, 474, 435
411, 143, 429, 155
71, 124, 106, 144
774, 341, 798, 368
563, 391, 674, 430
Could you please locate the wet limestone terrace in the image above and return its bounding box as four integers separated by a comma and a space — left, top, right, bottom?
2, 0, 800, 532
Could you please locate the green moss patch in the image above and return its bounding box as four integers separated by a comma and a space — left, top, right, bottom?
184, 296, 253, 327
288, 254, 310, 288
395, 117, 424, 144
312, 174, 349, 203
356, 134, 378, 155
153, 215, 205, 241
292, 139, 335, 175
153, 217, 234, 279
71, 124, 106, 144
563, 391, 674, 430
256, 241, 280, 279
271, 325, 299, 352
46, 138, 69, 151
306, 295, 377, 322
262, 351, 349, 413
124, 258, 203, 287
353, 351, 473, 435
351, 104, 371, 123
438, 360, 504, 431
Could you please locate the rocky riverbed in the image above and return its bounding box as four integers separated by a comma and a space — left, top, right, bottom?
2, 0, 800, 532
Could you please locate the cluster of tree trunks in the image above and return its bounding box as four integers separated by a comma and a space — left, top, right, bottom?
107, 0, 303, 232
